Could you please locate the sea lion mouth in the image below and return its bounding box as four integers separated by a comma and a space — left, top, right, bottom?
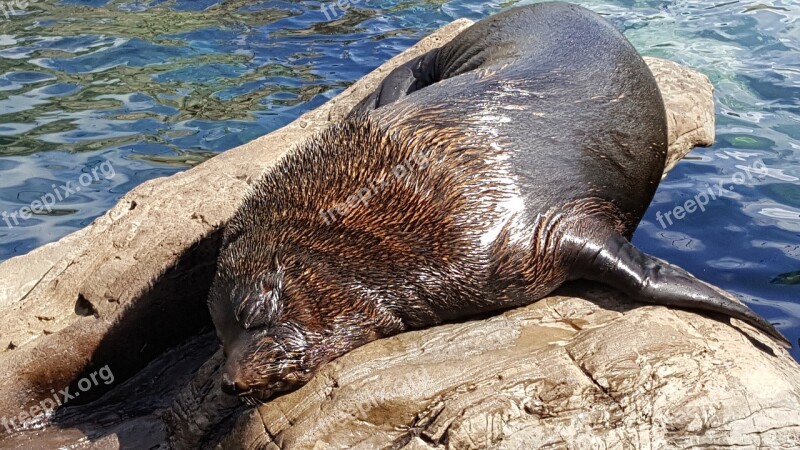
238, 388, 274, 406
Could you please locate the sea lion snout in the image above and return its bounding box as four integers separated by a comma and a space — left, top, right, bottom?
219, 333, 267, 397
216, 325, 313, 402
220, 357, 278, 401
220, 372, 251, 396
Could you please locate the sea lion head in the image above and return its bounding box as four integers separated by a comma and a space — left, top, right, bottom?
208, 231, 318, 404
218, 321, 313, 404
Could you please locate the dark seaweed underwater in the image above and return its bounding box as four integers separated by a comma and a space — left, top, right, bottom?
0, 0, 798, 363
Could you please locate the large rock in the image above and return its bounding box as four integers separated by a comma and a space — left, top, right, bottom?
0, 17, 797, 449
232, 286, 800, 449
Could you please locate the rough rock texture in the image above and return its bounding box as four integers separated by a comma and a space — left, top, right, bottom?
0, 17, 798, 450
646, 56, 715, 174
234, 286, 800, 449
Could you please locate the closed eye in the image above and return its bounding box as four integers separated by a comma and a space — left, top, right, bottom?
237, 289, 278, 330
232, 267, 284, 330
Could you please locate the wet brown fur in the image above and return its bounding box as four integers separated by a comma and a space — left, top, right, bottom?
209, 107, 632, 400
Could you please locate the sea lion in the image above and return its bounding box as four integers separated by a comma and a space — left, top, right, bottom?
208, 2, 790, 402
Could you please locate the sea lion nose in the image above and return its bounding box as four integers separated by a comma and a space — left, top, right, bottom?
221, 373, 250, 395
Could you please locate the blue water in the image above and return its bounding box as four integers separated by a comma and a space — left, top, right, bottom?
0, 0, 798, 357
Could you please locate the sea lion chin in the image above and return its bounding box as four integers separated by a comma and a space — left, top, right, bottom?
208, 2, 790, 402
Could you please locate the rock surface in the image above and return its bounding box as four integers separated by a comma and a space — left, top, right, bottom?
0, 17, 798, 450
236, 286, 800, 449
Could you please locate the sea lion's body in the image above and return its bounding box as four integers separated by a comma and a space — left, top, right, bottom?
209, 2, 788, 402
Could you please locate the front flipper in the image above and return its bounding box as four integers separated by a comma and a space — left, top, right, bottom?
572, 231, 791, 348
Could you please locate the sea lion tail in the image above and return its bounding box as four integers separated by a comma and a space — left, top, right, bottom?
572, 231, 791, 349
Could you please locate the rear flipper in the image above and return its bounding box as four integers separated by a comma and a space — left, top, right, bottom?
349, 49, 441, 116
573, 231, 791, 349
